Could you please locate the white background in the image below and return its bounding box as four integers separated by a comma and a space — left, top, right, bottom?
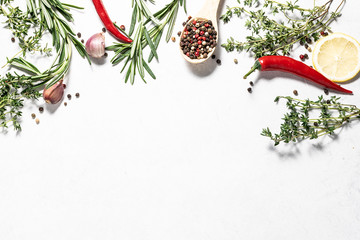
1, 0, 360, 239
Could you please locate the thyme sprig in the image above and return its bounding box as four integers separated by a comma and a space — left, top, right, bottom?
0, 1, 51, 60
107, 0, 186, 84
262, 96, 360, 146
221, 0, 344, 58
0, 0, 89, 131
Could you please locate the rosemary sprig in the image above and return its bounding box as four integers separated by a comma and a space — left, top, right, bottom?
221, 0, 344, 58
107, 0, 186, 84
262, 96, 360, 146
0, 0, 89, 131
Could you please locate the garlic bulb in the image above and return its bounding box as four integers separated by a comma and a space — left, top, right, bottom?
43, 80, 64, 104
85, 33, 105, 58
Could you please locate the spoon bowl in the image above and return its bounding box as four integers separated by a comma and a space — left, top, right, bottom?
179, 0, 221, 64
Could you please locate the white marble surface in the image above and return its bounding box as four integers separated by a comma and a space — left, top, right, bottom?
1, 0, 360, 239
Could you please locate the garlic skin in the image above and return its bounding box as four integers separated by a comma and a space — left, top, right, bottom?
43, 80, 64, 104
85, 33, 105, 58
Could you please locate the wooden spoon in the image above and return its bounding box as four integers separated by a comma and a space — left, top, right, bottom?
180, 0, 222, 64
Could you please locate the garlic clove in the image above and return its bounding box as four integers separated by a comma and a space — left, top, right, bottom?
85, 32, 106, 58
43, 80, 65, 104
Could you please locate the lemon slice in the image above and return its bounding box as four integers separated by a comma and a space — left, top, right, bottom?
312, 32, 360, 82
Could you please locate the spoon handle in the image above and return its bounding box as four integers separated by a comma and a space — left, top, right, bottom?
198, 0, 222, 20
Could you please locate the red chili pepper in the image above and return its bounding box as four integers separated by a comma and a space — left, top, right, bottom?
92, 0, 132, 43
244, 56, 352, 94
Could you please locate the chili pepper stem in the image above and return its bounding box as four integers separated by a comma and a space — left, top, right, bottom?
243, 60, 262, 79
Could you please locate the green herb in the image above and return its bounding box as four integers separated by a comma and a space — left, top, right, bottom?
0, 0, 89, 131
0, 1, 51, 61
262, 96, 360, 146
221, 0, 344, 58
106, 0, 186, 84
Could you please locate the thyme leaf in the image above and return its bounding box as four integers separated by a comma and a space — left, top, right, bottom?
0, 0, 89, 131
262, 96, 360, 146
221, 0, 345, 58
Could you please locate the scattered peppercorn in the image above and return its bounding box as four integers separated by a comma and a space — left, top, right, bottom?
293, 90, 298, 96
102, 27, 106, 33
31, 113, 36, 119
63, 84, 66, 89
216, 59, 221, 65
77, 32, 81, 38
300, 54, 305, 61
171, 36, 176, 42
304, 53, 309, 59
307, 47, 312, 52
120, 25, 125, 31
35, 118, 40, 124
314, 122, 319, 127
324, 89, 329, 95
11, 37, 15, 43
64, 102, 67, 106
104, 52, 108, 57
247, 87, 252, 93
249, 81, 254, 86
75, 93, 80, 98
81, 39, 84, 44
305, 37, 312, 44
320, 31, 329, 36
234, 59, 238, 64
304, 43, 309, 49
39, 107, 44, 113
211, 55, 216, 59
326, 100, 331, 104
67, 94, 72, 100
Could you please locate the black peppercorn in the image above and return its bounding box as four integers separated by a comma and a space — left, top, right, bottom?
39, 107, 44, 113
216, 59, 221, 65
247, 87, 252, 93
75, 93, 80, 98
324, 89, 329, 95
67, 94, 72, 100
249, 81, 254, 86
180, 18, 217, 60
102, 27, 106, 33
77, 32, 81, 38
293, 90, 298, 96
